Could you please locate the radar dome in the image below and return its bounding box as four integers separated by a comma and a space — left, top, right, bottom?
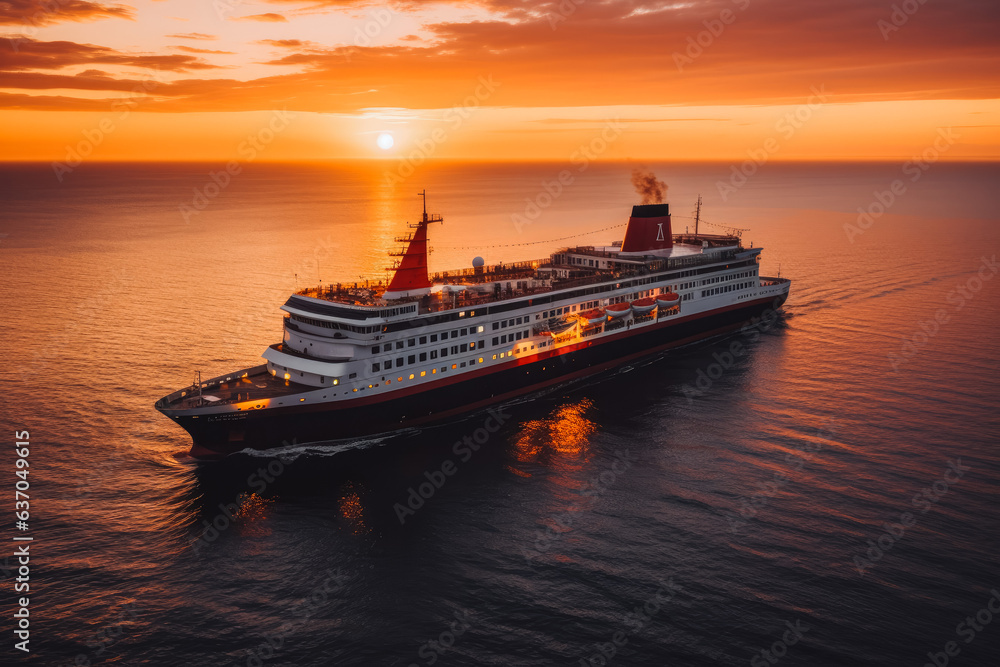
472, 256, 485, 268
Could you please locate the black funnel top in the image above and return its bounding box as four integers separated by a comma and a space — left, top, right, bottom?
631, 203, 670, 218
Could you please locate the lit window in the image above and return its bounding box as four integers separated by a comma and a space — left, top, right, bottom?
420, 371, 426, 377
477, 325, 484, 333
492, 354, 497, 360
409, 374, 415, 380
451, 364, 457, 369
432, 369, 437, 374
397, 377, 402, 382
478, 357, 483, 363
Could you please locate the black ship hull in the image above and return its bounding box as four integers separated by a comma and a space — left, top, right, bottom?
171, 294, 787, 458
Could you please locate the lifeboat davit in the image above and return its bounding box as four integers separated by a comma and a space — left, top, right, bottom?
631, 297, 656, 314
580, 308, 606, 325
606, 302, 631, 318
656, 292, 680, 308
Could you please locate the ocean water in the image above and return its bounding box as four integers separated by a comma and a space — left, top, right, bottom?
1, 160, 999, 666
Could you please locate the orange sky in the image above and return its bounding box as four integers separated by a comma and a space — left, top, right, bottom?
1, 0, 998, 161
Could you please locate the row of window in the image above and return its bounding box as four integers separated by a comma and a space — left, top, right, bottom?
290, 314, 380, 334
492, 329, 530, 346
553, 254, 609, 268
371, 325, 485, 355
701, 269, 756, 287
372, 340, 485, 372
702, 281, 755, 297
492, 316, 529, 330
379, 359, 486, 384
376, 305, 417, 318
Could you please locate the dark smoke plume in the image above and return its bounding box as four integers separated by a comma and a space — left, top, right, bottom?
631, 169, 667, 205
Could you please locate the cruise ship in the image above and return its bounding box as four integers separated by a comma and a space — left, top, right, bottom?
156, 194, 790, 458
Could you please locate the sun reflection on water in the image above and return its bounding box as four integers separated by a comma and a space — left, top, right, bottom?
511, 398, 597, 470
233, 492, 275, 537
339, 482, 370, 535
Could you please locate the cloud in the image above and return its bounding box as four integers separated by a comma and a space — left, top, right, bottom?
256, 39, 305, 47
165, 32, 218, 40
173, 46, 236, 55
0, 37, 223, 72
1, 70, 155, 91
232, 13, 288, 23
2, 0, 999, 114
0, 0, 134, 26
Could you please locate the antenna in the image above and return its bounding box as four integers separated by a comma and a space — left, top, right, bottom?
418, 189, 428, 223
694, 194, 702, 238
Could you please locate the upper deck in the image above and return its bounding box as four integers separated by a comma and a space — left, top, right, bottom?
293, 234, 745, 318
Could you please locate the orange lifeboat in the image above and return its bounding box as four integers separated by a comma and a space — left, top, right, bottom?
606, 302, 631, 318
580, 308, 606, 326
631, 297, 656, 314
656, 292, 680, 308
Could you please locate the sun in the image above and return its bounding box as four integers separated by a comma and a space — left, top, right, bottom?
376, 133, 394, 150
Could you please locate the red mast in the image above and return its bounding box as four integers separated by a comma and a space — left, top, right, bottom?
384, 191, 442, 299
